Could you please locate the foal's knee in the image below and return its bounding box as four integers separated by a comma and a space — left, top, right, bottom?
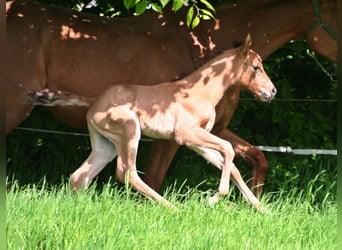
222, 141, 235, 162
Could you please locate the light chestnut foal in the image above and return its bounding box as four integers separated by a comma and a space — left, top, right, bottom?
28, 35, 276, 210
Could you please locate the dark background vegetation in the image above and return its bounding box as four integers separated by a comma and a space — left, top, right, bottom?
6, 0, 337, 203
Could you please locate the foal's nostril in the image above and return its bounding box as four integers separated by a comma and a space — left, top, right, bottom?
272, 88, 277, 95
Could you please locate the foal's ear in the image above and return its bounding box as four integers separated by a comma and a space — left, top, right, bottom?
240, 34, 252, 56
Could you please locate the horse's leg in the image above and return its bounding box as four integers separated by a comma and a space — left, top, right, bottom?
230, 163, 264, 210
179, 127, 262, 209
215, 128, 268, 197
143, 128, 267, 197
143, 139, 180, 192
115, 144, 175, 209
6, 99, 34, 134
6, 76, 42, 134
177, 128, 235, 203
6, 27, 47, 133
192, 144, 262, 209
95, 112, 175, 209
70, 122, 116, 190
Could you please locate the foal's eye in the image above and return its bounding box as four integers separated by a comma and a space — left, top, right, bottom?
253, 65, 260, 71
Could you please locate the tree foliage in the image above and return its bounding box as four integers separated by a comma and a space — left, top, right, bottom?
39, 0, 220, 28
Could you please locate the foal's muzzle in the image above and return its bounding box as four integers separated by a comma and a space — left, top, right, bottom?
260, 87, 277, 102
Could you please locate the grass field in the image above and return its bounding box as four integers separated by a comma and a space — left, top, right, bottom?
7, 178, 336, 250
6, 120, 337, 249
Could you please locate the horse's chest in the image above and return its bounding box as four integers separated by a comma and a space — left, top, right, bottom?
190, 104, 216, 131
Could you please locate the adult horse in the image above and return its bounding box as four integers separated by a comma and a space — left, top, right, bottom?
6, 0, 337, 195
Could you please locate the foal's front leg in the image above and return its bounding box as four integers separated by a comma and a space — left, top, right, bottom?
179, 127, 262, 209
214, 128, 268, 197
177, 127, 235, 203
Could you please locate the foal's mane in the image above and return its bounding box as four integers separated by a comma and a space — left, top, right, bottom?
174, 41, 243, 81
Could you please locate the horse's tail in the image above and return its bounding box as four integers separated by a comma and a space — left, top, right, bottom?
27, 89, 94, 107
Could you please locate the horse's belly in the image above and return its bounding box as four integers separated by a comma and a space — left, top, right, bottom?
140, 112, 175, 140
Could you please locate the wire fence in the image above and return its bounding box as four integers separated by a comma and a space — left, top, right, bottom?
11, 92, 337, 155
14, 125, 337, 156
239, 98, 336, 103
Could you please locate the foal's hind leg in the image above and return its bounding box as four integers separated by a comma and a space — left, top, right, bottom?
96, 114, 175, 209
70, 123, 117, 190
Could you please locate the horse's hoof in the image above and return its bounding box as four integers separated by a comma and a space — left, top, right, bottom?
208, 193, 221, 206
255, 203, 270, 214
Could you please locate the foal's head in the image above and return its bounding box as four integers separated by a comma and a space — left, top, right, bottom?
236, 35, 277, 102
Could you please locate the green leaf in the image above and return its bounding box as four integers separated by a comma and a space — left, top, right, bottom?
200, 8, 215, 19
192, 16, 200, 29
199, 0, 215, 12
135, 0, 149, 15
151, 3, 163, 13
201, 14, 211, 20
186, 6, 194, 27
123, 0, 134, 9
160, 0, 171, 8
173, 0, 184, 12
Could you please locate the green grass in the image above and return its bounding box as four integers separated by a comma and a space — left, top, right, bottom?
7, 180, 336, 250
6, 119, 337, 249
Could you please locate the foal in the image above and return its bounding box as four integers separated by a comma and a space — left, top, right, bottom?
28, 35, 276, 209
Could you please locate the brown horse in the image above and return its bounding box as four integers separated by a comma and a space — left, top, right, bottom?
27, 35, 276, 209
6, 0, 337, 195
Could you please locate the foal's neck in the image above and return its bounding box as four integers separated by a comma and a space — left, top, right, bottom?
181, 49, 241, 105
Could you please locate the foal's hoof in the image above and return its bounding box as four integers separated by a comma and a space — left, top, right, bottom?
255, 203, 270, 214
169, 204, 179, 212
163, 201, 179, 212
208, 193, 221, 206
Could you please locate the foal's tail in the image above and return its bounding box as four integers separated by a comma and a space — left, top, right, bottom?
27, 89, 94, 107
